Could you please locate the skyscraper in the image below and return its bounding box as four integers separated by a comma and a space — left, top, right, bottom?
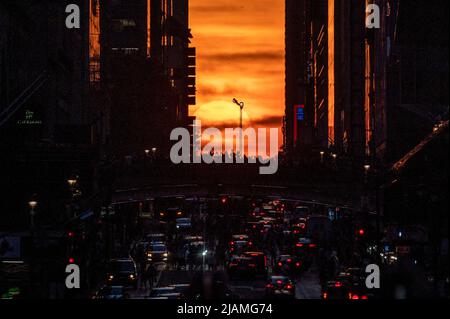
284, 0, 314, 155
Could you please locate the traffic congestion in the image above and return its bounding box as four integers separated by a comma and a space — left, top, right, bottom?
90, 195, 382, 300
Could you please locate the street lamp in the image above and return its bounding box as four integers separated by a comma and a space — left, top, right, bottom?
232, 98, 245, 130
67, 176, 78, 187
28, 198, 38, 229
232, 98, 245, 156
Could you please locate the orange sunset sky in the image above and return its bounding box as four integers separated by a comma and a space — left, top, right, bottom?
189, 0, 285, 142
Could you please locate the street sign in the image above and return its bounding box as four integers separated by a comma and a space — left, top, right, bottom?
0, 236, 21, 259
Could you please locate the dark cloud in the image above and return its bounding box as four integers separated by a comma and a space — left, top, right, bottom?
199, 84, 250, 97
191, 5, 245, 13
203, 51, 284, 63
202, 116, 283, 131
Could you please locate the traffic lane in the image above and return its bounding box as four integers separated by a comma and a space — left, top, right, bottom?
295, 269, 322, 299
229, 279, 267, 299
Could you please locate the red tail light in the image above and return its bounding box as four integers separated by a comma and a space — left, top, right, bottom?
296, 243, 304, 247
248, 241, 253, 246
361, 295, 368, 300
295, 262, 301, 267
287, 258, 292, 263
278, 262, 282, 267
230, 241, 235, 245
68, 257, 75, 264
293, 230, 299, 234
266, 284, 274, 288
335, 282, 342, 288
309, 244, 317, 248
286, 284, 293, 290
352, 295, 360, 300
253, 225, 257, 229
276, 280, 283, 285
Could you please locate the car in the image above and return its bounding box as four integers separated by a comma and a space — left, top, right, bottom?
146, 243, 169, 263
176, 218, 192, 231
146, 233, 166, 244
93, 286, 129, 300
149, 287, 181, 299
242, 252, 268, 278
106, 259, 138, 288
158, 207, 185, 221
291, 222, 306, 237
273, 255, 302, 274
321, 277, 371, 300
294, 238, 318, 254
265, 276, 295, 299
226, 255, 254, 279
322, 281, 350, 300
338, 268, 372, 300
228, 235, 253, 255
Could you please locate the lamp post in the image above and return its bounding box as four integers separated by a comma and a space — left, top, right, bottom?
232, 98, 245, 156
28, 199, 38, 230
364, 164, 371, 184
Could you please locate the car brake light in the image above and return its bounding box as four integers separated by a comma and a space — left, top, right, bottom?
361, 295, 368, 300
295, 262, 301, 267
352, 295, 360, 300
309, 244, 317, 248
276, 280, 283, 285
230, 241, 235, 245
293, 230, 299, 234
278, 262, 282, 267
253, 225, 257, 229
286, 284, 293, 290
266, 284, 274, 288
248, 241, 253, 246
296, 243, 304, 247
287, 258, 292, 263
68, 258, 75, 264
335, 282, 342, 288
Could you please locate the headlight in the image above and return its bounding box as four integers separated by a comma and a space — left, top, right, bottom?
147, 253, 152, 257
129, 274, 135, 279
108, 275, 114, 280
163, 253, 168, 257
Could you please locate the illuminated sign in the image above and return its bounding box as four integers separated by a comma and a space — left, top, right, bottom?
17, 110, 42, 125
293, 105, 305, 145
